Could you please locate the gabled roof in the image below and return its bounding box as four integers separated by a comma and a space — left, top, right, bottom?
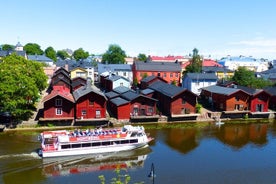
113, 86, 131, 94
42, 90, 75, 103
106, 75, 130, 82
52, 69, 70, 78
28, 55, 53, 62
73, 84, 107, 101
110, 97, 130, 106
51, 77, 71, 86
185, 73, 218, 80
149, 81, 188, 98
98, 63, 132, 74
134, 61, 181, 72
201, 85, 249, 96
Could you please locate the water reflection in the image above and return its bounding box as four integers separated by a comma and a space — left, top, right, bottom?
215, 123, 268, 149
164, 128, 198, 154
42, 146, 152, 177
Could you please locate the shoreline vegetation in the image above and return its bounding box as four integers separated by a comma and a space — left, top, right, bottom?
4, 118, 273, 132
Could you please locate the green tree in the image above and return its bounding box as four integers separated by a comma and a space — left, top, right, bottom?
45, 46, 57, 62
2, 44, 14, 51
0, 54, 47, 120
232, 66, 272, 88
185, 48, 202, 73
137, 53, 147, 61
57, 50, 70, 60
73, 48, 89, 61
102, 44, 126, 64
24, 43, 44, 55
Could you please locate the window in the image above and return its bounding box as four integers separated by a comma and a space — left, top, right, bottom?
120, 82, 123, 86
170, 73, 173, 78
175, 73, 178, 77
81, 110, 87, 115
163, 73, 167, 77
55, 99, 62, 106
235, 97, 240, 101
96, 110, 101, 118
123, 72, 126, 76
148, 107, 153, 113
56, 108, 62, 115
76, 72, 86, 77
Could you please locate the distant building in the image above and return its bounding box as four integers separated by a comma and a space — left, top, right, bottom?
218, 56, 269, 72
182, 73, 218, 95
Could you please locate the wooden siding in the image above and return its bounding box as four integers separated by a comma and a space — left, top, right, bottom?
75, 93, 106, 119
43, 97, 74, 119
250, 92, 270, 112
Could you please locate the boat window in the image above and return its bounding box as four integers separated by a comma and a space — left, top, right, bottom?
82, 143, 91, 147
102, 141, 111, 146
138, 133, 143, 137
92, 142, 101, 146
71, 144, 81, 148
44, 138, 56, 144
130, 139, 138, 143
121, 140, 129, 144
114, 141, 120, 144
130, 132, 137, 137
61, 144, 71, 149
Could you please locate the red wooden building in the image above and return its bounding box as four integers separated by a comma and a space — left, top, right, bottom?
51, 68, 71, 93
73, 83, 107, 120
149, 81, 198, 119
42, 90, 75, 121
200, 85, 250, 111
109, 97, 130, 120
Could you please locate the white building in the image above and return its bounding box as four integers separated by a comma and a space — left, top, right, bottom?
218, 56, 269, 72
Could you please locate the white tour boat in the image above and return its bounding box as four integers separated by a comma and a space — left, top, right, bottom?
38, 125, 154, 158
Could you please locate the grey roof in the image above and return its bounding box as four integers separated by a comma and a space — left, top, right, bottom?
56, 59, 94, 71
201, 85, 242, 95
106, 75, 130, 82
28, 55, 53, 62
149, 81, 187, 98
98, 63, 132, 75
0, 50, 26, 57
202, 66, 232, 73
141, 75, 156, 83
113, 86, 131, 94
73, 84, 107, 101
105, 91, 120, 99
120, 90, 140, 101
233, 85, 261, 95
140, 88, 155, 95
134, 61, 181, 72
185, 73, 218, 80
110, 97, 129, 106
260, 68, 276, 74
264, 87, 276, 96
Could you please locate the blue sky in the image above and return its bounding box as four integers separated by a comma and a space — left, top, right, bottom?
2, 0, 276, 60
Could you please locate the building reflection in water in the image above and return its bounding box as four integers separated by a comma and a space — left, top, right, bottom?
215, 123, 268, 149
42, 146, 152, 177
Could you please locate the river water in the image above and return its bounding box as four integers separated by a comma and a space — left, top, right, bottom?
1, 120, 276, 184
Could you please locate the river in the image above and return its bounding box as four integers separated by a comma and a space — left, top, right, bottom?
1, 120, 276, 184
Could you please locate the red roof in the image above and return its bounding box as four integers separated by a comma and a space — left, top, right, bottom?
150, 55, 184, 61
182, 59, 222, 68
43, 90, 75, 103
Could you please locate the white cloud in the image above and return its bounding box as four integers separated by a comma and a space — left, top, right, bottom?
229, 38, 276, 47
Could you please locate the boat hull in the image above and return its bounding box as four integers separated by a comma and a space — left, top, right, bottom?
41, 142, 149, 158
